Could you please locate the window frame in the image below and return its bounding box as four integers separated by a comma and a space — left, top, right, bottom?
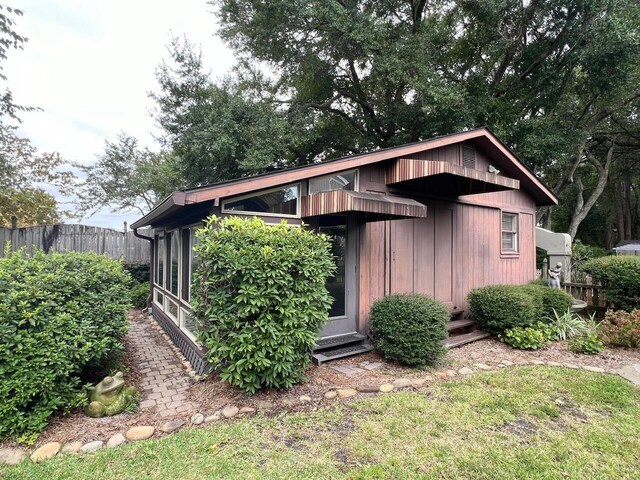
308, 170, 359, 195
154, 234, 165, 288
221, 183, 302, 218
501, 211, 519, 255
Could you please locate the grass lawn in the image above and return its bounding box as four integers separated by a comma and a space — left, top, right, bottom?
2, 367, 639, 479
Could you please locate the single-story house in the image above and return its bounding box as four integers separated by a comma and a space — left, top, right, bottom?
132, 128, 557, 373
613, 241, 640, 256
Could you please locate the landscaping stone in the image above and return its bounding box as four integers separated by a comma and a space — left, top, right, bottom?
618, 364, 640, 386
583, 366, 605, 373
281, 398, 297, 408
0, 448, 25, 465
324, 390, 338, 399
205, 412, 221, 423
80, 441, 103, 454
392, 378, 413, 389
191, 413, 205, 425
161, 419, 185, 433
61, 442, 82, 454
330, 365, 366, 376
356, 384, 381, 393
532, 360, 546, 365
126, 426, 155, 441
474, 363, 492, 371
411, 379, 426, 388
222, 405, 239, 418
445, 370, 457, 378
30, 442, 61, 462
107, 434, 126, 449
299, 395, 312, 402
458, 367, 474, 375
379, 383, 394, 393
547, 361, 562, 367
337, 388, 358, 399
239, 406, 256, 414
500, 360, 514, 366
257, 401, 275, 411
564, 363, 579, 369
363, 362, 383, 371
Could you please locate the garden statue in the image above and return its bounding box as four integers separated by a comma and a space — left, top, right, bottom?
548, 262, 563, 289
85, 371, 138, 418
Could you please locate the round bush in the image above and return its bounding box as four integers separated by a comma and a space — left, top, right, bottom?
192, 216, 335, 394
467, 285, 540, 334
523, 284, 573, 318
369, 294, 449, 367
582, 256, 640, 311
131, 282, 150, 309
0, 250, 131, 440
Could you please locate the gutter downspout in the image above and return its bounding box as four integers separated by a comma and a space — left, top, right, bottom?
133, 227, 154, 310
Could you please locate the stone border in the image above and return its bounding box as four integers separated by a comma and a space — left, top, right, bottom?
2, 360, 636, 466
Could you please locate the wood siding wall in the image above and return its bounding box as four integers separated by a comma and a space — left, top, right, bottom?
0, 224, 151, 262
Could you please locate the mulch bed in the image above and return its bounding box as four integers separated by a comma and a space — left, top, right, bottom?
3, 310, 638, 449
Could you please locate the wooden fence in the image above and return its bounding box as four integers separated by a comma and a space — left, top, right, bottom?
0, 224, 151, 263
563, 282, 607, 312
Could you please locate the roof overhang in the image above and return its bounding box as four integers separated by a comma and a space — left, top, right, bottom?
301, 190, 427, 221
387, 159, 519, 195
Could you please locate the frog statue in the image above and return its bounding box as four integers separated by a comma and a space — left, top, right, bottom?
85, 372, 138, 418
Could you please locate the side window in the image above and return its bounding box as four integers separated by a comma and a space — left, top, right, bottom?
156, 235, 164, 286
309, 171, 357, 194
222, 184, 299, 217
501, 212, 519, 252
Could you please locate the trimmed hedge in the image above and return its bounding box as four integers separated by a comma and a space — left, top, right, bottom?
581, 256, 640, 311
131, 282, 150, 309
369, 294, 449, 367
0, 250, 131, 440
468, 284, 572, 334
122, 262, 150, 284
192, 216, 335, 394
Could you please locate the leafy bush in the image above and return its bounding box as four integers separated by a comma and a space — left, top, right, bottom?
0, 250, 131, 440
528, 278, 549, 287
467, 285, 540, 334
122, 262, 150, 284
523, 284, 573, 319
600, 309, 640, 348
192, 216, 335, 394
499, 322, 555, 350
569, 333, 605, 355
581, 256, 640, 311
131, 282, 150, 309
546, 308, 590, 341
369, 294, 449, 367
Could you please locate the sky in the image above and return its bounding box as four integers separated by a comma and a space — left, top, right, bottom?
5, 0, 236, 229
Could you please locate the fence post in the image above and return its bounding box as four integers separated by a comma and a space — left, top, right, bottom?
10, 216, 17, 229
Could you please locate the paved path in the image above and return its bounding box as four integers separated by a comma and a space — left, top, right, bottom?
618, 364, 640, 386
127, 316, 196, 418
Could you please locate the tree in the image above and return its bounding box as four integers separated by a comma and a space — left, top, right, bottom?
0, 123, 72, 227
209, 0, 640, 236
76, 133, 182, 216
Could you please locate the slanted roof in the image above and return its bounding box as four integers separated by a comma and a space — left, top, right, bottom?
132, 127, 557, 229
614, 241, 640, 251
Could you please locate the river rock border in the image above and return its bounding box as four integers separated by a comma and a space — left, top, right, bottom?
2, 360, 636, 466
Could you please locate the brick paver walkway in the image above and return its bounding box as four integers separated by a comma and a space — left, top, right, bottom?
128, 316, 196, 418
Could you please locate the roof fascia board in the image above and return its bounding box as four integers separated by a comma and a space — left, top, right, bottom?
130, 191, 187, 229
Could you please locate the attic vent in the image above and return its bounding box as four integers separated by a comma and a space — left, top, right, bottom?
462, 145, 476, 169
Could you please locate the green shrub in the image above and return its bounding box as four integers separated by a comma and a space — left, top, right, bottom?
569, 333, 605, 355
192, 216, 335, 394
131, 282, 150, 309
499, 322, 554, 350
600, 309, 640, 348
467, 285, 541, 334
581, 256, 640, 311
369, 294, 449, 367
528, 278, 549, 287
0, 250, 131, 440
122, 262, 150, 284
523, 284, 573, 319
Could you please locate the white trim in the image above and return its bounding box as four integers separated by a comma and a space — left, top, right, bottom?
221, 183, 301, 218
165, 296, 179, 325
180, 307, 199, 345
501, 211, 519, 253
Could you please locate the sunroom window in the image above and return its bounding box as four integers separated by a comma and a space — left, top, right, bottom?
309, 171, 357, 194
222, 184, 299, 217
156, 235, 164, 287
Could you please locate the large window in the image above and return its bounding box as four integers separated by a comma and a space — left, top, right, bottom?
309, 171, 357, 194
501, 212, 519, 252
222, 184, 300, 217
181, 227, 200, 304
156, 235, 165, 286
169, 231, 179, 296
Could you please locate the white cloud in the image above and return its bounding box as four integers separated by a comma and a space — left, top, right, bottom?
5, 0, 235, 228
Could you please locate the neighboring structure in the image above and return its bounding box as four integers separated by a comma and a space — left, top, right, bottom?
132, 128, 557, 373
536, 227, 572, 281
613, 241, 640, 256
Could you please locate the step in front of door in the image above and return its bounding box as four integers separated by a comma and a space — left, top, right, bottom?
314, 332, 367, 352
312, 343, 373, 365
